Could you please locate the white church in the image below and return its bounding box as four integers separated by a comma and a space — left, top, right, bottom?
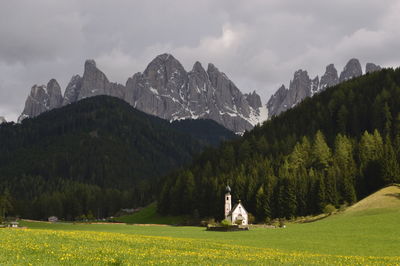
224, 185, 248, 225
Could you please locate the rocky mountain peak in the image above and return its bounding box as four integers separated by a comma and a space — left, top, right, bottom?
78, 59, 110, 100
290, 69, 312, 101
206, 63, 231, 92
83, 59, 103, 77
0, 116, 6, 124
276, 84, 288, 96
47, 79, 63, 108
366, 63, 382, 73
143, 53, 188, 96
144, 53, 185, 76
30, 84, 47, 98
63, 75, 82, 105
245, 91, 263, 110
18, 80, 63, 122
154, 53, 173, 62
207, 63, 217, 72
84, 59, 97, 69
320, 64, 339, 90
339, 58, 362, 82
192, 61, 207, 75
266, 85, 288, 117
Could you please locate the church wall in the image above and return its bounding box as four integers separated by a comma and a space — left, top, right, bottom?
231, 204, 248, 225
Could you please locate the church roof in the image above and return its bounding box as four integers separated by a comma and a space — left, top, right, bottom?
227, 200, 248, 216
225, 185, 231, 193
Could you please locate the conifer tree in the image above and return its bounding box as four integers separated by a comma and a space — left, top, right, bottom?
342, 176, 357, 204
312, 131, 332, 171
393, 113, 400, 158
325, 167, 338, 206
255, 186, 271, 220
337, 105, 348, 134
383, 103, 392, 137
315, 173, 326, 212
182, 170, 196, 213
381, 136, 400, 184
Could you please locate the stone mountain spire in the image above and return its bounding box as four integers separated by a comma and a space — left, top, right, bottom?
18, 79, 63, 122
339, 58, 362, 82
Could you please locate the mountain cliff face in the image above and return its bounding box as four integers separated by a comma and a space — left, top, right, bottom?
124, 54, 266, 132
0, 116, 6, 124
366, 63, 382, 73
18, 79, 63, 122
319, 64, 339, 91
339, 58, 363, 82
19, 54, 266, 133
267, 70, 317, 117
267, 58, 381, 117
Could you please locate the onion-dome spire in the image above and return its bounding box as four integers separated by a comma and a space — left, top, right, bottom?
225, 185, 231, 193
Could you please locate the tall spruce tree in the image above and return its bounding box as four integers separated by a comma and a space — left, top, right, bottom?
312, 131, 332, 171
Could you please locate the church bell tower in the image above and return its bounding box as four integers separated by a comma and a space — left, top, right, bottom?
224, 185, 232, 218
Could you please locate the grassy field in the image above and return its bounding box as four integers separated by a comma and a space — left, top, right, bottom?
1, 186, 399, 265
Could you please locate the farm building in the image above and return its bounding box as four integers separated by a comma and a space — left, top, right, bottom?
48, 216, 58, 222
9, 221, 19, 228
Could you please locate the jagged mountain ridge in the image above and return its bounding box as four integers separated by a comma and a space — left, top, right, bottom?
0, 116, 6, 124
18, 54, 267, 133
267, 59, 381, 117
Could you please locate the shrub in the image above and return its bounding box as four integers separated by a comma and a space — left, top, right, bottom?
279, 219, 286, 228
86, 211, 95, 221
220, 219, 232, 227
339, 202, 348, 212
323, 204, 337, 214
247, 213, 255, 224
201, 218, 216, 227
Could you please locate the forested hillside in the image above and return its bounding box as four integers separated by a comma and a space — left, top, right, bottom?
0, 96, 235, 220
158, 68, 400, 221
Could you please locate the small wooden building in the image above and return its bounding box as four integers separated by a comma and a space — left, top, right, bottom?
48, 216, 58, 223
9, 221, 19, 228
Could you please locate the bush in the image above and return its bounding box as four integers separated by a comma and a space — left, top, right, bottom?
339, 202, 348, 212
220, 219, 232, 227
323, 204, 337, 214
201, 218, 216, 227
86, 211, 95, 221
247, 213, 255, 224
279, 219, 286, 228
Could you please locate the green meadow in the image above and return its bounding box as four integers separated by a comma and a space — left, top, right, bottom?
0, 186, 399, 265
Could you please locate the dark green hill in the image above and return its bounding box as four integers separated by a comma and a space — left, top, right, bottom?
171, 119, 238, 147
158, 68, 400, 221
0, 96, 235, 220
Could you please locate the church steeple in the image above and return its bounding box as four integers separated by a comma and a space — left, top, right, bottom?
224, 185, 232, 218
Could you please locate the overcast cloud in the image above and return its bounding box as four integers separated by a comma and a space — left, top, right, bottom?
1, 0, 400, 121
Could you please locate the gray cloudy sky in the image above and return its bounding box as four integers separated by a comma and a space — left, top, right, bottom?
1, 0, 400, 121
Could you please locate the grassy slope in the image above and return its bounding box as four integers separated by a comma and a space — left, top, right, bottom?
18, 186, 400, 258
112, 203, 186, 225
345, 185, 400, 213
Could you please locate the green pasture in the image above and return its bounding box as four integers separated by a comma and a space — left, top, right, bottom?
1, 186, 399, 265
